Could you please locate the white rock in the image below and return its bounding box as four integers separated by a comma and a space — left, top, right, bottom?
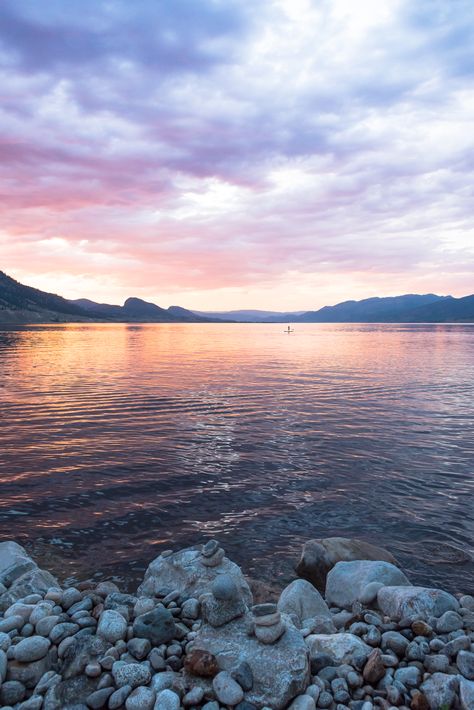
377, 586, 459, 620
97, 610, 127, 643
154, 689, 180, 710
278, 580, 331, 625
138, 546, 252, 604
325, 561, 410, 609
306, 633, 370, 665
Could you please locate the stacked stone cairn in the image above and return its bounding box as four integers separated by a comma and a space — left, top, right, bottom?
1, 538, 474, 709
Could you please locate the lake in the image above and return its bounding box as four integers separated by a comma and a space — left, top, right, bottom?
1, 322, 473, 594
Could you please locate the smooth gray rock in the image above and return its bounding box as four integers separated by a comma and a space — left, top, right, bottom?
86, 687, 114, 709
306, 633, 370, 665
7, 656, 50, 689
288, 695, 316, 710
394, 666, 421, 687
17, 696, 44, 710
108, 684, 133, 710
377, 585, 459, 620
125, 686, 156, 710
138, 546, 252, 604
458, 650, 474, 680
14, 636, 51, 662
460, 677, 474, 710
190, 613, 309, 709
213, 670, 244, 705
0, 679, 26, 705
326, 561, 410, 609
421, 672, 459, 709
61, 634, 108, 680
181, 598, 200, 619
278, 580, 331, 625
183, 686, 205, 705
154, 689, 180, 710
436, 610, 463, 633
296, 537, 399, 592
133, 606, 176, 645
97, 610, 127, 643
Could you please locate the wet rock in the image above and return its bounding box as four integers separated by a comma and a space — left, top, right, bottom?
377, 586, 459, 621
296, 537, 399, 592
133, 607, 176, 645
138, 546, 252, 604
326, 561, 410, 609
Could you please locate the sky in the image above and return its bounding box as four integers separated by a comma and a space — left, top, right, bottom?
1, 0, 473, 311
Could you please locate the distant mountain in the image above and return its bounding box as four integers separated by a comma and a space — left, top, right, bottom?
293, 294, 450, 323
193, 309, 304, 322
400, 294, 474, 322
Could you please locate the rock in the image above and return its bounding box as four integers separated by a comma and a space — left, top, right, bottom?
213, 670, 245, 705
86, 687, 114, 709
112, 661, 151, 689
183, 686, 205, 705
212, 574, 240, 600
0, 679, 26, 705
190, 613, 309, 709
0, 647, 7, 681
377, 586, 459, 620
17, 696, 44, 710
444, 635, 470, 657
14, 636, 51, 662
458, 650, 474, 680
412, 620, 432, 636
61, 634, 108, 680
460, 595, 474, 610
232, 660, 253, 691
133, 607, 176, 645
306, 633, 370, 665
460, 677, 474, 710
0, 542, 58, 611
127, 637, 151, 660
278, 580, 331, 625
154, 689, 180, 710
359, 582, 385, 605
43, 674, 97, 709
410, 691, 430, 710
288, 695, 316, 710
394, 666, 421, 688
7, 656, 50, 689
181, 598, 200, 619
97, 610, 127, 643
125, 686, 156, 710
420, 672, 459, 709
201, 591, 247, 627
363, 649, 385, 683
138, 546, 252, 604
296, 537, 399, 592
49, 622, 79, 644
109, 685, 133, 709
436, 610, 463, 633
184, 648, 220, 677
423, 653, 449, 673
326, 561, 410, 609
316, 691, 332, 708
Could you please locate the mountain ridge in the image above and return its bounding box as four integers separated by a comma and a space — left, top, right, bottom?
1, 271, 473, 323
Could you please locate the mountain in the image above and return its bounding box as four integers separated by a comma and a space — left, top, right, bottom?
293, 294, 450, 323
192, 309, 305, 322
400, 294, 474, 322
0, 271, 92, 323
0, 271, 210, 324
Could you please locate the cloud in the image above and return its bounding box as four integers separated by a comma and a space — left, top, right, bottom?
0, 0, 473, 308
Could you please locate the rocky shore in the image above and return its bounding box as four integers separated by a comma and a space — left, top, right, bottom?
1, 537, 473, 710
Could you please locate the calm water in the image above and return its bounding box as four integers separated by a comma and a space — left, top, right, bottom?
1, 323, 474, 594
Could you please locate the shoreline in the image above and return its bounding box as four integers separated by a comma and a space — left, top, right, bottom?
1, 537, 474, 709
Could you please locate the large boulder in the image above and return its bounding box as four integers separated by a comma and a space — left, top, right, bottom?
187, 614, 310, 709
277, 579, 331, 626
377, 586, 459, 621
305, 633, 371, 665
296, 537, 399, 592
138, 546, 252, 605
325, 560, 410, 609
0, 542, 59, 611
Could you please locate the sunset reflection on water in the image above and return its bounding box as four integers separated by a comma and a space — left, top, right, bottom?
1, 322, 473, 591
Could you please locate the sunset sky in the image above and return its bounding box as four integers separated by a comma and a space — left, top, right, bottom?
1, 0, 473, 310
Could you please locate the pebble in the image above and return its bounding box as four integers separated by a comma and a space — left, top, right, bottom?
61, 588, 82, 610
125, 685, 156, 710
97, 610, 127, 643
14, 636, 51, 662
457, 649, 474, 679
133, 607, 176, 646
85, 687, 114, 709
154, 689, 181, 710
0, 680, 26, 705
436, 610, 463, 633
213, 670, 245, 705
183, 686, 205, 705
113, 661, 152, 688
394, 666, 421, 688
317, 690, 333, 708
108, 684, 133, 709
289, 695, 317, 710
181, 598, 200, 619
0, 615, 24, 633
49, 622, 79, 644
232, 660, 254, 691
